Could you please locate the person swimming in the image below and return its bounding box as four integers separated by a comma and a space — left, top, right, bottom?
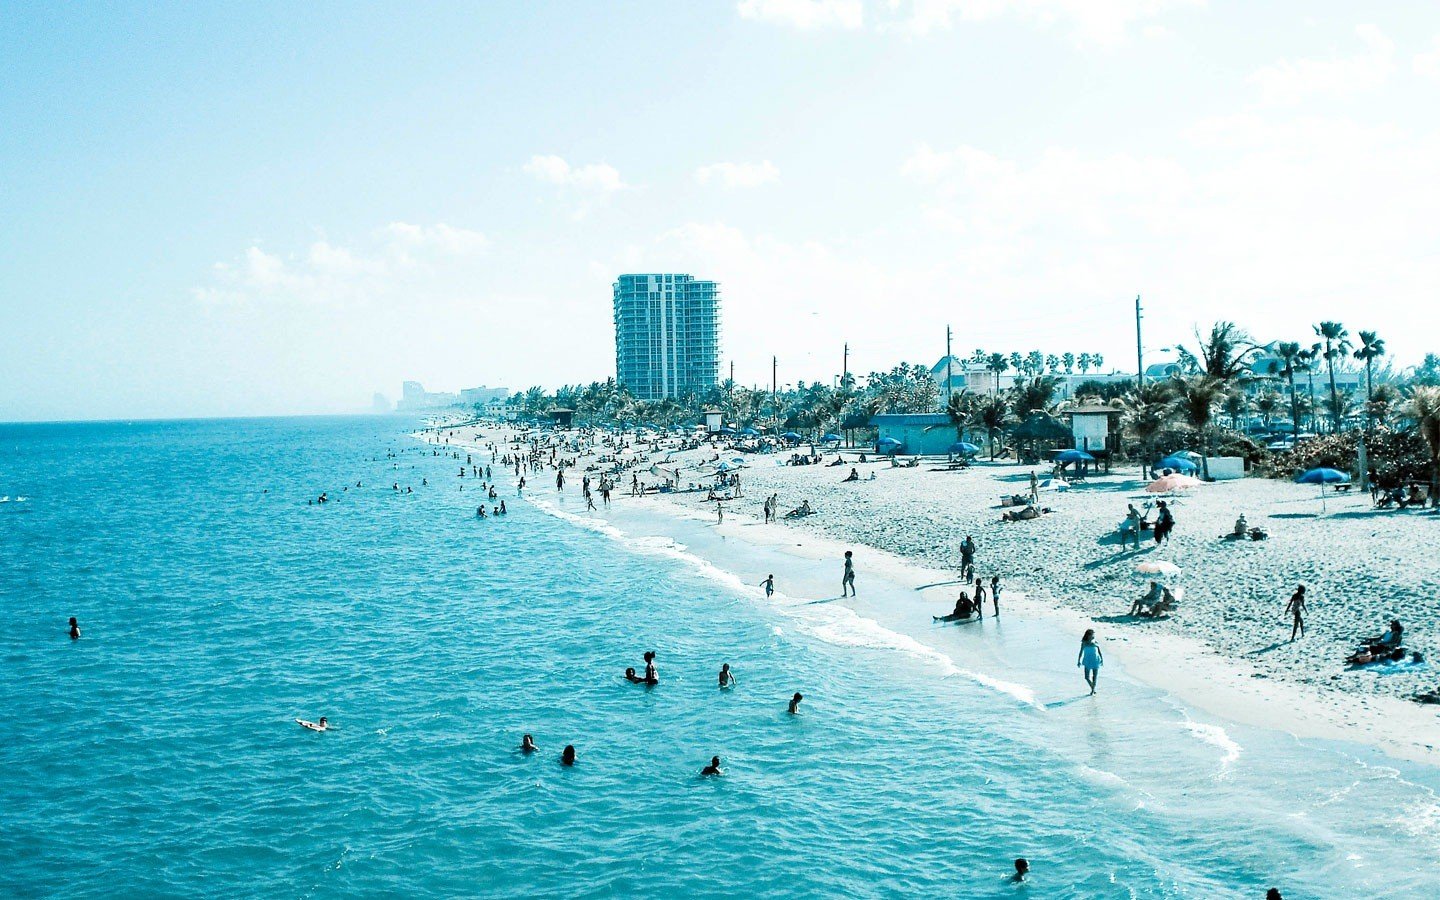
718, 663, 736, 688
68, 616, 80, 640
521, 734, 537, 753
788, 692, 803, 714
561, 744, 576, 766
625, 667, 645, 684
1011, 858, 1029, 883
297, 716, 328, 731
701, 755, 723, 776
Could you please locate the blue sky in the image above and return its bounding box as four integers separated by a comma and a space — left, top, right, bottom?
3, 1, 1438, 420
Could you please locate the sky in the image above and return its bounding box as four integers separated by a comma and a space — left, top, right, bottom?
2, 0, 1439, 421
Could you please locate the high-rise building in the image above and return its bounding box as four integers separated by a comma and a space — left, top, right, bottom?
612, 274, 721, 400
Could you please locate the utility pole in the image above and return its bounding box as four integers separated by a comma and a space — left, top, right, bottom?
772, 355, 778, 426
729, 360, 734, 385
946, 325, 953, 403
842, 342, 849, 385
1134, 294, 1144, 392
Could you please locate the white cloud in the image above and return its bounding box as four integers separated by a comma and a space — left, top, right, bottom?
737, 0, 863, 29
194, 222, 489, 307
1415, 35, 1440, 80
881, 0, 1203, 46
695, 160, 781, 188
522, 154, 626, 192
1248, 24, 1395, 106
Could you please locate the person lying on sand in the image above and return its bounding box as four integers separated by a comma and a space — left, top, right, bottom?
1002, 504, 1046, 522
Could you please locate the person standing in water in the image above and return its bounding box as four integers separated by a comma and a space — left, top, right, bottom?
842, 551, 856, 597
971, 578, 987, 617
521, 734, 538, 753
643, 650, 658, 685
788, 692, 803, 714
1284, 585, 1307, 641
68, 617, 81, 640
1012, 858, 1030, 883
718, 663, 736, 688
560, 745, 576, 766
990, 576, 1002, 617
701, 755, 723, 776
1077, 629, 1103, 695
760, 574, 774, 597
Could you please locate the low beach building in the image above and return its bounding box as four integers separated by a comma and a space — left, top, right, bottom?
870, 413, 958, 455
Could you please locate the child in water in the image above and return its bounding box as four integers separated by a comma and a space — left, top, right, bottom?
788, 692, 803, 714
718, 663, 736, 688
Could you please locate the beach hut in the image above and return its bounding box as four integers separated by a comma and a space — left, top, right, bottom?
548, 407, 575, 428
869, 413, 956, 456
1008, 412, 1070, 464
703, 409, 724, 434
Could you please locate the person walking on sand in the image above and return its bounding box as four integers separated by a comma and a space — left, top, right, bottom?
1029, 470, 1040, 506
1153, 500, 1174, 545
1078, 629, 1103, 695
716, 499, 724, 524
959, 535, 976, 582
972, 578, 987, 618
1285, 585, 1307, 641
760, 574, 774, 597
842, 551, 856, 597
990, 575, 1002, 617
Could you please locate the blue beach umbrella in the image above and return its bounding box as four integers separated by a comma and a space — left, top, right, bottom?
1155, 455, 1199, 472
822, 433, 843, 442
718, 426, 736, 435
1296, 467, 1349, 484
781, 431, 802, 441
1055, 449, 1095, 463
949, 441, 980, 456
740, 427, 760, 436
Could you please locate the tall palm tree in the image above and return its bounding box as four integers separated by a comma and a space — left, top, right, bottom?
1092, 353, 1104, 373
945, 389, 973, 441
986, 353, 1009, 394
1077, 353, 1093, 375
1222, 388, 1249, 431
1313, 321, 1351, 432
1274, 341, 1304, 437
1025, 350, 1045, 377
1045, 354, 1061, 374
1171, 375, 1225, 480
976, 397, 1010, 460
1403, 386, 1440, 508
1255, 390, 1282, 428
1353, 330, 1386, 428
1299, 345, 1321, 433
1123, 381, 1172, 479
1062, 352, 1076, 374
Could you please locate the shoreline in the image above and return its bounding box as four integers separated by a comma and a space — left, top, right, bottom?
434, 423, 1440, 769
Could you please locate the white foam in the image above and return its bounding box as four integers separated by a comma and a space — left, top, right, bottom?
1181, 719, 1243, 768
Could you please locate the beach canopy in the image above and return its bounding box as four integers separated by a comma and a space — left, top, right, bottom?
1055, 449, 1095, 463
781, 431, 802, 441
821, 433, 843, 442
1296, 467, 1350, 485
1146, 473, 1201, 493
949, 441, 981, 456
1155, 455, 1199, 472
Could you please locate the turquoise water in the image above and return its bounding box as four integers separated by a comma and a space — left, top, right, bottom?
3, 416, 1440, 898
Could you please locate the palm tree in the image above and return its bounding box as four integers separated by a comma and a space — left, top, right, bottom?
1255, 390, 1282, 428
986, 353, 1009, 394
944, 389, 973, 441
1009, 376, 1060, 420
1353, 330, 1385, 427
1092, 353, 1104, 373
1062, 352, 1076, 374
977, 397, 1010, 459
1313, 321, 1351, 432
1299, 345, 1321, 432
1077, 353, 1093, 375
1403, 386, 1440, 508
1008, 351, 1024, 374
1222, 388, 1249, 431
1181, 321, 1261, 383
1025, 350, 1045, 377
1274, 341, 1304, 437
1123, 381, 1172, 479
1171, 375, 1225, 480
1045, 354, 1061, 374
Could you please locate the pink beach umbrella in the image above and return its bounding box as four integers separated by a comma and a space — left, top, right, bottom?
1146, 473, 1201, 493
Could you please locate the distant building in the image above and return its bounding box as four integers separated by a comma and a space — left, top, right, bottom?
460, 386, 511, 407
396, 381, 460, 411
869, 413, 957, 455
929, 356, 1131, 400
613, 274, 721, 400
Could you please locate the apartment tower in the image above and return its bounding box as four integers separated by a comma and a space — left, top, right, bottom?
612, 274, 721, 400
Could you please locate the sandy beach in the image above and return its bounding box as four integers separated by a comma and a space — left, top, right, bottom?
453, 423, 1440, 766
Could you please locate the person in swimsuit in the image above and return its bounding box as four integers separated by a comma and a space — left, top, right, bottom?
625, 667, 644, 684
1077, 629, 1103, 695
521, 734, 538, 753
842, 551, 856, 597
788, 692, 803, 714
718, 663, 736, 688
972, 578, 987, 616
990, 576, 1002, 617
643, 651, 658, 685
561, 745, 576, 766
701, 755, 723, 776
68, 617, 80, 640
1012, 858, 1030, 883
1285, 585, 1307, 641
760, 575, 774, 597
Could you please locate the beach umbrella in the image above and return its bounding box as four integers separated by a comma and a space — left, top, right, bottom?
1055, 449, 1095, 463
1155, 455, 1199, 472
878, 437, 902, 446
1174, 450, 1204, 463
718, 426, 736, 435
1295, 468, 1350, 485
781, 431, 802, 441
949, 441, 980, 456
1136, 560, 1181, 576
740, 427, 760, 436
1146, 473, 1201, 493
821, 433, 842, 442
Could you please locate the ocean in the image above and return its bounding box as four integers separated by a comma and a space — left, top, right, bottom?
3, 415, 1439, 898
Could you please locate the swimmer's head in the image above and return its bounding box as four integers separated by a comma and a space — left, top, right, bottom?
318, 717, 327, 726
644, 651, 655, 662
1265, 891, 1282, 900
793, 692, 803, 702
69, 617, 78, 627
561, 745, 575, 765
1014, 858, 1029, 875
721, 663, 729, 672
626, 667, 636, 678
711, 756, 720, 767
